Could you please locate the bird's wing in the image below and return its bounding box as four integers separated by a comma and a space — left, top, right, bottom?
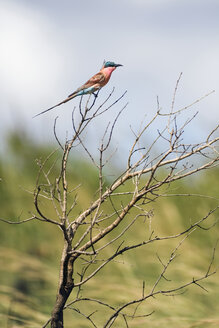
86, 71, 105, 85
68, 72, 105, 97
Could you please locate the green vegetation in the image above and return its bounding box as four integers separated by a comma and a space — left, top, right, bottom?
0, 131, 218, 327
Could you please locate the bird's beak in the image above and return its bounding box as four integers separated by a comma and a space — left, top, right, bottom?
115, 63, 123, 67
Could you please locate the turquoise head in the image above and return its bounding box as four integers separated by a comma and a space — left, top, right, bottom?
104, 61, 123, 68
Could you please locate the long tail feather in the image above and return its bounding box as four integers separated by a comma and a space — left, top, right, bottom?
33, 94, 76, 118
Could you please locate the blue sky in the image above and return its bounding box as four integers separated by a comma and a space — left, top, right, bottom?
1, 0, 219, 159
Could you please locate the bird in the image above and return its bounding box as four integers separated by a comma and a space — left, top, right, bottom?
33, 61, 123, 117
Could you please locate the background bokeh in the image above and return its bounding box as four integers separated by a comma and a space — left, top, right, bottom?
0, 1, 219, 327
1, 0, 219, 152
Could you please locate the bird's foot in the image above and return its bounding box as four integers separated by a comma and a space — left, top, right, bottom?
92, 92, 98, 98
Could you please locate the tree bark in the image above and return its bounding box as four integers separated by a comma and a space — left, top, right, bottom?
51, 239, 74, 328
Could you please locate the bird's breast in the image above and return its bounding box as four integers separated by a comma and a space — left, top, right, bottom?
100, 67, 116, 86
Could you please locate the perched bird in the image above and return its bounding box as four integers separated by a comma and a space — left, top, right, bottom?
33, 61, 122, 117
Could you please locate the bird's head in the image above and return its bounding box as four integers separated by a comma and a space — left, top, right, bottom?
103, 61, 123, 68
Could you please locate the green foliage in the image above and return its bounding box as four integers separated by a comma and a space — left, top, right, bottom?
0, 131, 218, 327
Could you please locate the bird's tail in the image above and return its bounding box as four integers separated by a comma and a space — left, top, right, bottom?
33, 93, 77, 118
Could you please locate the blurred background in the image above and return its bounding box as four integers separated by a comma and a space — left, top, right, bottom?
0, 0, 219, 327
1, 0, 219, 148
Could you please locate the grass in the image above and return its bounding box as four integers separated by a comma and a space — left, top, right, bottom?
0, 132, 218, 327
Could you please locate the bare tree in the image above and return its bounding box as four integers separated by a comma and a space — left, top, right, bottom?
1, 78, 219, 328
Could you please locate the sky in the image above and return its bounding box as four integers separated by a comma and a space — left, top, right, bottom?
1, 0, 219, 162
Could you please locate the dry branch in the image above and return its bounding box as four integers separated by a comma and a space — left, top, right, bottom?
1, 86, 218, 328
